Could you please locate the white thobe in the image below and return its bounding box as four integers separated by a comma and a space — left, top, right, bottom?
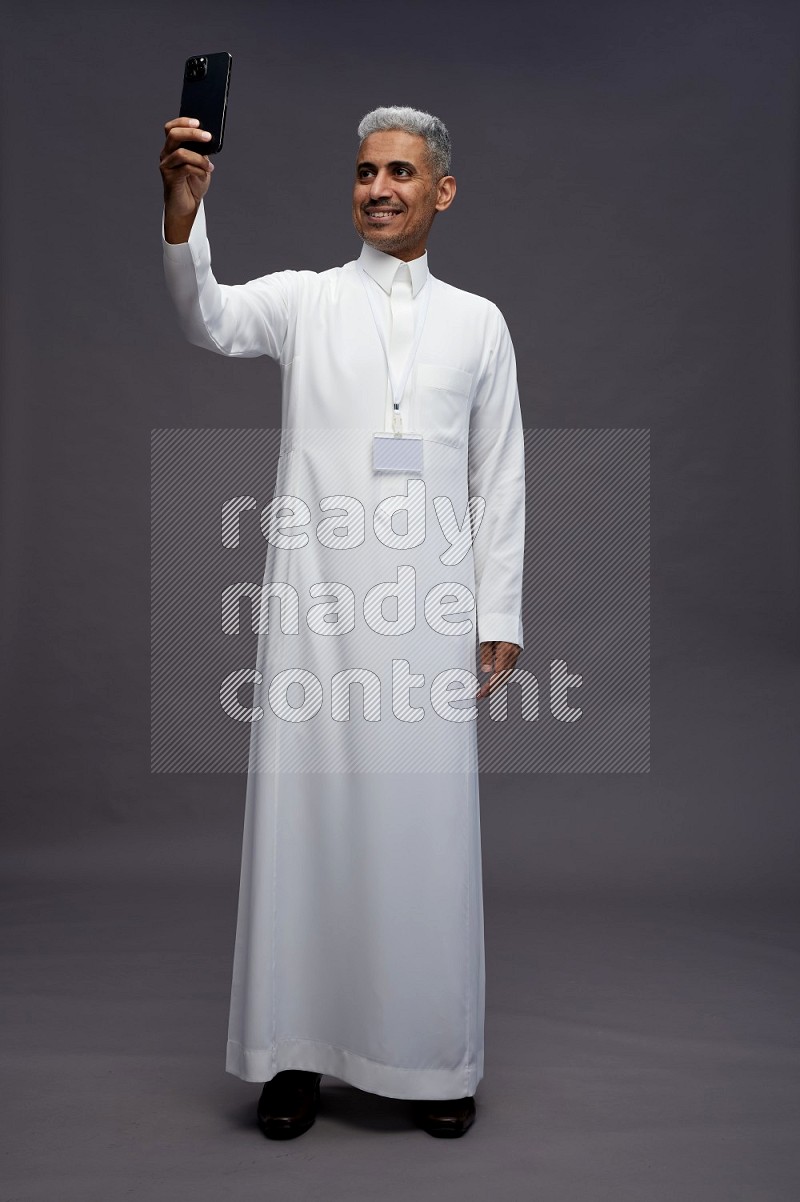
162, 199, 525, 1100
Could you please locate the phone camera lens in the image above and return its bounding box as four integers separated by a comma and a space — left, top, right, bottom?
184, 54, 208, 81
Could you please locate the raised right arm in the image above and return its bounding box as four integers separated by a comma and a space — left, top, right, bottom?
159, 116, 293, 360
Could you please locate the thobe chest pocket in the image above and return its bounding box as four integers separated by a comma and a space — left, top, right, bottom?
414, 363, 473, 450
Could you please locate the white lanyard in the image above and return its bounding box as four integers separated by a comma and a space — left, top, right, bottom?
358, 265, 432, 433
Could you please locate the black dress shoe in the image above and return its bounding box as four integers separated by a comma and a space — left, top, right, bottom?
412, 1094, 476, 1137
257, 1070, 322, 1140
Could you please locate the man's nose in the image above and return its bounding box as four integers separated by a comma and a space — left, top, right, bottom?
368, 170, 392, 200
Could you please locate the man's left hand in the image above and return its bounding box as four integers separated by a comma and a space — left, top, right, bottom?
475, 640, 522, 700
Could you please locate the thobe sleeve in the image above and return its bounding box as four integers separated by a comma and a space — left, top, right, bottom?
467, 303, 526, 649
161, 198, 295, 360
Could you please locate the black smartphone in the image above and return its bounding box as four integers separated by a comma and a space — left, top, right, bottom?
177, 52, 232, 155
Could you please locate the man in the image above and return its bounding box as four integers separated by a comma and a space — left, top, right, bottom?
159, 105, 525, 1139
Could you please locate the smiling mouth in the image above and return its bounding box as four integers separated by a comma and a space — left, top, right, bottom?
365, 209, 403, 223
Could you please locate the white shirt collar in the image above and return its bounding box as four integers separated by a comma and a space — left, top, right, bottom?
357, 240, 429, 298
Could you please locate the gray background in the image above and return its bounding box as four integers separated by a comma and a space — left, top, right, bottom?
1, 0, 799, 1198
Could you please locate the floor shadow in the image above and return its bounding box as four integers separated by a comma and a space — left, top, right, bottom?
316, 1079, 416, 1133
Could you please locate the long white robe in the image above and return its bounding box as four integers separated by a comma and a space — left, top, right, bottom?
162, 199, 525, 1100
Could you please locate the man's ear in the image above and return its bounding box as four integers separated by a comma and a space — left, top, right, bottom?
435, 176, 457, 213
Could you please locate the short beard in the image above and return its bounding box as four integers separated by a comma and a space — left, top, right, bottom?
355, 187, 438, 256
360, 223, 428, 255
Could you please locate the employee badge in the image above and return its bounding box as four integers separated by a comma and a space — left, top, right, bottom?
373, 430, 423, 473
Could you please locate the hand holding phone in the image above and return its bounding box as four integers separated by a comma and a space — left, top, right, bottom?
159, 53, 232, 242
159, 116, 215, 241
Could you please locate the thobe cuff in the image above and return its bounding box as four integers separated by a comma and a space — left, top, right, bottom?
477, 611, 524, 649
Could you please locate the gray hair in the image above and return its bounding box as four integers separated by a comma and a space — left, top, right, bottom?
357, 106, 451, 179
